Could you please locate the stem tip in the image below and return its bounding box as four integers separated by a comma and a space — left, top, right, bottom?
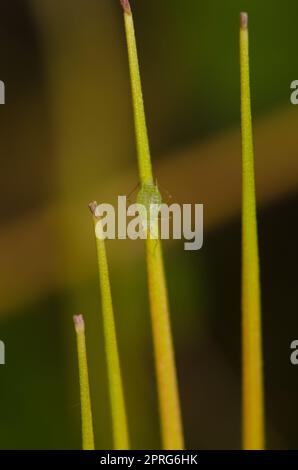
73, 314, 85, 333
120, 0, 132, 15
240, 12, 248, 30
88, 201, 98, 216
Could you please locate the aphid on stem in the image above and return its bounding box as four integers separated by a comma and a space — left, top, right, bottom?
137, 182, 162, 239
120, 0, 184, 449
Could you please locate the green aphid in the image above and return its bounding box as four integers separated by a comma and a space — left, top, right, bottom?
136, 182, 162, 237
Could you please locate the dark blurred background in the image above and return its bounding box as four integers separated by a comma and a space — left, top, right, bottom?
0, 0, 297, 449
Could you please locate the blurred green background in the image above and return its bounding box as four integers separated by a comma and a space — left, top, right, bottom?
0, 0, 298, 449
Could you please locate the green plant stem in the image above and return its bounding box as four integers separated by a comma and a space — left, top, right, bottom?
121, 0, 184, 449
73, 314, 95, 450
146, 237, 184, 449
240, 12, 265, 450
89, 202, 130, 450
122, 1, 153, 184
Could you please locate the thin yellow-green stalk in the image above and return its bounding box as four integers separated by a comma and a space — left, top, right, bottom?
240, 12, 265, 450
120, 0, 184, 449
121, 0, 153, 185
73, 314, 95, 450
89, 202, 130, 450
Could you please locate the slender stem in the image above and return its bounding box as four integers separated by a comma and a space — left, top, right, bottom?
122, 1, 153, 185
146, 238, 184, 449
73, 314, 95, 450
240, 12, 265, 450
89, 202, 130, 450
120, 0, 184, 449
